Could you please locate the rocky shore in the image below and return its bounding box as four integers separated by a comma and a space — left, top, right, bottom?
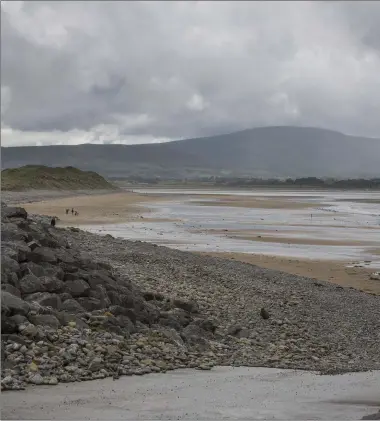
2, 202, 380, 391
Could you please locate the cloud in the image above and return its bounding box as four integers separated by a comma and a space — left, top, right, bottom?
1, 1, 379, 147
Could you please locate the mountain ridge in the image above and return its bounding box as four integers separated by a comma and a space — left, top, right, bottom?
2, 126, 379, 179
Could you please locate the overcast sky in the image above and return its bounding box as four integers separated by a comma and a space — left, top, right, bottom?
1, 1, 380, 147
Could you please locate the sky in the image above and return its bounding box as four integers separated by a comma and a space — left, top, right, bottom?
1, 1, 380, 147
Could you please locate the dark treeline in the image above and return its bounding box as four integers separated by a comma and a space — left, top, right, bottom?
213, 177, 380, 189
111, 175, 380, 189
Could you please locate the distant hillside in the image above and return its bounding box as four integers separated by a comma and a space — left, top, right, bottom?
1, 126, 379, 178
1, 165, 116, 191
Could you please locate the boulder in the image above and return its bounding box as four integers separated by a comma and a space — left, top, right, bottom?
60, 299, 85, 314
28, 314, 60, 329
2, 242, 30, 263
89, 285, 111, 308
65, 279, 90, 298
28, 247, 57, 264
20, 261, 47, 278
77, 297, 103, 312
24, 292, 62, 309
2, 207, 28, 219
27, 241, 40, 251
19, 275, 64, 295
1, 284, 21, 298
108, 305, 137, 324
1, 291, 30, 316
172, 298, 200, 313
56, 312, 89, 329
55, 249, 76, 264
2, 317, 18, 334
1, 223, 28, 242
59, 292, 72, 302
1, 255, 20, 274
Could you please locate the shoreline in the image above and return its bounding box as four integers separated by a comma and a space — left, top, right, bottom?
8, 188, 380, 295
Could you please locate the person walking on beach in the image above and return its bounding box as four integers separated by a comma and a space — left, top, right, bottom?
71, 208, 74, 215
50, 217, 56, 227
65, 208, 69, 215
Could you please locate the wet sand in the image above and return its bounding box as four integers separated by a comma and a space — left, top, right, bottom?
204, 229, 378, 247
193, 196, 318, 209
202, 252, 380, 295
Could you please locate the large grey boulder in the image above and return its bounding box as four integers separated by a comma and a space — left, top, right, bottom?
2, 207, 28, 219
27, 247, 57, 264
60, 299, 85, 314
1, 291, 30, 317
24, 292, 62, 309
65, 279, 90, 298
19, 274, 64, 295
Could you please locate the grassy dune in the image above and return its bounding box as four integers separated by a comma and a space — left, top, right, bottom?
1, 165, 116, 191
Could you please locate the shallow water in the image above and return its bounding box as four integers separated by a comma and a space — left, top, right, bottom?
81, 189, 380, 267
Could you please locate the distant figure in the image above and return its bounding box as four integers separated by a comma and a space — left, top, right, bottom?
50, 217, 56, 227
74, 211, 79, 216
65, 208, 69, 215
71, 208, 74, 215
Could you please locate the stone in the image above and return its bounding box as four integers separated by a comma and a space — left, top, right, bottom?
89, 357, 104, 372
2, 317, 18, 334
60, 299, 86, 314
20, 261, 47, 278
1, 224, 28, 242
19, 323, 38, 338
77, 297, 103, 312
27, 241, 41, 251
19, 274, 64, 295
28, 314, 60, 329
227, 324, 243, 336
65, 279, 90, 298
108, 305, 137, 323
172, 298, 200, 313
59, 292, 72, 302
370, 272, 380, 281
1, 291, 30, 316
9, 314, 29, 326
28, 373, 44, 385
24, 292, 62, 309
260, 308, 270, 320
19, 274, 45, 295
1, 255, 21, 276
2, 207, 28, 219
1, 284, 21, 298
28, 247, 57, 264
89, 285, 111, 308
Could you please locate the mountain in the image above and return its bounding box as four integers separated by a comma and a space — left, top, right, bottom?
1, 126, 379, 178
1, 165, 116, 191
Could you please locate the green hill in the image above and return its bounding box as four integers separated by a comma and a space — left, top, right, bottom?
1, 165, 117, 191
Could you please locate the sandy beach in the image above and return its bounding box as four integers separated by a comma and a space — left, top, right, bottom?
17, 191, 164, 226
13, 188, 380, 295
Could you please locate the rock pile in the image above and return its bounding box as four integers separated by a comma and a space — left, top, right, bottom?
1, 204, 218, 390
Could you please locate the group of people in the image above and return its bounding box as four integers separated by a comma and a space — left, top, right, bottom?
65, 208, 79, 216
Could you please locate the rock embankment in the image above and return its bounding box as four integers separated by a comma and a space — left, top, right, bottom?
2, 202, 380, 391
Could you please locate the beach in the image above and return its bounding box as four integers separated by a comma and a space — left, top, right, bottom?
8, 187, 380, 295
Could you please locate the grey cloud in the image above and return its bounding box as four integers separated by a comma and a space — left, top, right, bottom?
1, 1, 380, 146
